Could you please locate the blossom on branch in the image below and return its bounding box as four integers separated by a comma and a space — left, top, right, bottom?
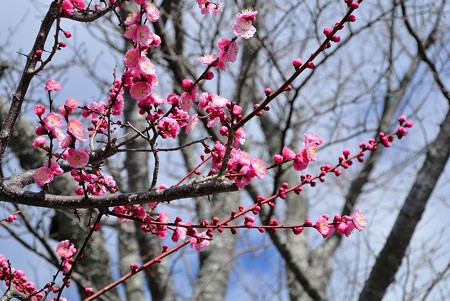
233, 9, 258, 39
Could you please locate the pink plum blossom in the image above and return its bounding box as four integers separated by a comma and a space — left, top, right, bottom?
209, 94, 228, 109
43, 112, 64, 131
185, 114, 198, 134
49, 160, 64, 175
157, 117, 180, 139
135, 24, 154, 47
61, 0, 75, 15
216, 38, 238, 71
124, 48, 140, 68
190, 232, 210, 251
282, 146, 296, 161
171, 227, 187, 242
233, 10, 258, 39
199, 54, 217, 65
67, 118, 87, 141
352, 209, 367, 231
123, 23, 138, 40
234, 127, 246, 146
56, 240, 76, 259
293, 149, 309, 171
137, 56, 156, 75
143, 2, 160, 22
304, 133, 323, 161
34, 105, 45, 116
196, 0, 222, 15
45, 79, 61, 92
315, 214, 334, 238
54, 127, 72, 149
130, 81, 151, 101
33, 136, 46, 148
34, 166, 54, 186
124, 10, 140, 26
67, 148, 89, 168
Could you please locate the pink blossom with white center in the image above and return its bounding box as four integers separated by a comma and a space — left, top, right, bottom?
130, 81, 151, 101
68, 118, 87, 141
198, 92, 210, 108
352, 209, 367, 231
67, 148, 89, 168
43, 112, 64, 131
190, 232, 210, 251
143, 2, 160, 22
33, 136, 46, 148
315, 214, 334, 238
233, 19, 256, 39
56, 240, 77, 259
45, 79, 61, 92
249, 157, 266, 179
34, 166, 54, 186
54, 127, 72, 149
124, 48, 140, 68
179, 92, 195, 111
135, 24, 153, 47
293, 149, 309, 171
209, 94, 228, 109
124, 10, 140, 26
304, 133, 323, 161
157, 117, 180, 139
199, 54, 218, 65
137, 56, 156, 75
186, 114, 199, 134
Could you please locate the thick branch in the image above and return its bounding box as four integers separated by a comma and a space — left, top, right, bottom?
0, 174, 237, 208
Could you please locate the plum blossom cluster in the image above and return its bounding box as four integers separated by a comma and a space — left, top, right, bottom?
34, 78, 122, 196
33, 80, 89, 186
56, 240, 77, 274
199, 9, 257, 71
0, 254, 42, 300
316, 209, 367, 238
273, 133, 323, 171
0, 240, 80, 301
196, 0, 222, 15
60, 0, 86, 15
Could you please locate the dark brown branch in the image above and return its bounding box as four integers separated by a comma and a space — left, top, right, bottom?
0, 2, 58, 166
